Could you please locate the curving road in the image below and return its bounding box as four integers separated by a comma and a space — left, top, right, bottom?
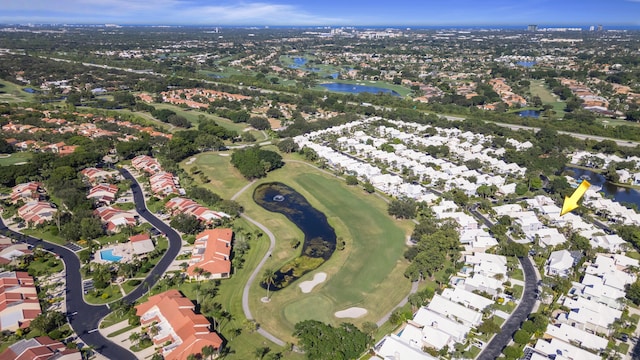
470, 207, 539, 360
0, 168, 184, 359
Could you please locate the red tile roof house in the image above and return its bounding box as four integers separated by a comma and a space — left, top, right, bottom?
135, 290, 223, 360
0, 236, 32, 265
149, 171, 180, 197
10, 182, 43, 204
80, 167, 118, 185
17, 202, 57, 227
132, 155, 162, 174
0, 271, 42, 332
165, 197, 229, 224
187, 229, 232, 280
0, 336, 81, 360
93, 206, 137, 233
86, 183, 119, 205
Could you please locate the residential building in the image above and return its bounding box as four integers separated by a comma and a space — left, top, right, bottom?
374, 334, 437, 360
187, 229, 233, 279
0, 336, 81, 360
0, 271, 41, 331
80, 167, 119, 185
86, 183, 119, 205
544, 323, 609, 351
165, 197, 229, 224
426, 295, 482, 327
93, 206, 136, 233
135, 290, 223, 360
441, 287, 494, 312
533, 338, 600, 360
128, 233, 155, 256
17, 202, 57, 226
131, 155, 162, 174
545, 250, 576, 277
0, 236, 31, 265
10, 182, 43, 204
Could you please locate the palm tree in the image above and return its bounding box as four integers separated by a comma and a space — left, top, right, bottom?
261, 269, 276, 300
201, 345, 216, 360
129, 331, 141, 346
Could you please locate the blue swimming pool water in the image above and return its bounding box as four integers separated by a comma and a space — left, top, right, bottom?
100, 249, 122, 262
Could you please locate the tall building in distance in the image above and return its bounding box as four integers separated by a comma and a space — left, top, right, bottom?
528, 24, 538, 32
598, 24, 603, 31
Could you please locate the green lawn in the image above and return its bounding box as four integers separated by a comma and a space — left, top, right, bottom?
151, 103, 252, 135
23, 227, 70, 246
122, 279, 142, 294
180, 151, 249, 199
0, 152, 33, 166
85, 284, 123, 305
235, 161, 413, 343
0, 79, 35, 102
529, 79, 565, 114
27, 256, 64, 276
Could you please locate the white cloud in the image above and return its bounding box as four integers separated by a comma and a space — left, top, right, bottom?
0, 0, 347, 25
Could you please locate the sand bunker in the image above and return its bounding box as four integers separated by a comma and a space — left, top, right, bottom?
298, 272, 327, 293
218, 153, 230, 157
185, 157, 197, 165
334, 307, 368, 319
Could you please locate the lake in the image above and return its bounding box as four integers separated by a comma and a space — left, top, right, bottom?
254, 182, 336, 290
289, 57, 307, 68
517, 110, 541, 118
517, 61, 537, 67
567, 167, 640, 208
320, 82, 401, 96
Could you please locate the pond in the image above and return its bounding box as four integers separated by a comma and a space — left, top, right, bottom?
289, 57, 308, 68
319, 82, 401, 96
566, 167, 640, 208
517, 61, 537, 67
517, 109, 541, 118
254, 182, 336, 290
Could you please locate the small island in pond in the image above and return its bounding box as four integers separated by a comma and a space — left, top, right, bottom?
253, 182, 336, 290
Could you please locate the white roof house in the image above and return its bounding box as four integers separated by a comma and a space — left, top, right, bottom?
590, 234, 626, 252
576, 274, 627, 309
545, 250, 575, 277
441, 287, 494, 312
544, 323, 609, 351
464, 273, 503, 296
561, 297, 622, 334
533, 338, 600, 360
397, 323, 453, 351
374, 334, 437, 360
411, 308, 470, 342
465, 253, 507, 277
427, 295, 482, 327
531, 228, 567, 247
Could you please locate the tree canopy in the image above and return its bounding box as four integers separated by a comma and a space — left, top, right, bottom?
293, 320, 371, 360
230, 146, 283, 179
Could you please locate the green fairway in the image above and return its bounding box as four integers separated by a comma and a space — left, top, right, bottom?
182, 156, 412, 346
0, 152, 32, 166
180, 152, 248, 199
529, 79, 565, 114
233, 161, 412, 342
0, 79, 35, 103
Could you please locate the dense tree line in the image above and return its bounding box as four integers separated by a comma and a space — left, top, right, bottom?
230, 146, 283, 179
293, 320, 372, 360
404, 218, 461, 281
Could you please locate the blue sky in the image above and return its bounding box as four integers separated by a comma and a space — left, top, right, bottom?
2, 0, 640, 26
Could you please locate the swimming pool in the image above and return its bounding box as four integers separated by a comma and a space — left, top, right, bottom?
100, 249, 122, 262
